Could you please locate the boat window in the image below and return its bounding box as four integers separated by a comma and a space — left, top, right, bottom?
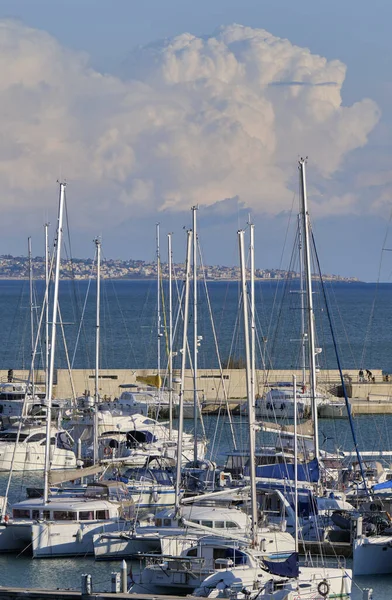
43, 510, 50, 520
190, 520, 200, 525
79, 511, 94, 520
155, 518, 162, 526
201, 520, 213, 528
0, 433, 29, 442
225, 521, 238, 529
186, 547, 197, 557
13, 509, 30, 518
50, 437, 56, 446
56, 432, 73, 451
53, 511, 77, 520
32, 510, 40, 519
163, 518, 171, 527
27, 433, 47, 443
14, 509, 30, 518
215, 521, 225, 528
96, 510, 109, 519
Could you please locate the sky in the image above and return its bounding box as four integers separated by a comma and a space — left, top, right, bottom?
1, 0, 392, 281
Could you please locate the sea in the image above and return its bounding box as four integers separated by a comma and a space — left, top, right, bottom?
0, 278, 391, 598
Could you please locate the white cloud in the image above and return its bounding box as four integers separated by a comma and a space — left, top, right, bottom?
0, 20, 380, 227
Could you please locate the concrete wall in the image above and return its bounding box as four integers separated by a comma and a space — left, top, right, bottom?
0, 368, 385, 401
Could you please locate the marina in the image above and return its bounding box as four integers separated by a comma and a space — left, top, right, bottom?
0, 175, 390, 600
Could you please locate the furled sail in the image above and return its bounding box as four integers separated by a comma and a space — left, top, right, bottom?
49, 463, 104, 485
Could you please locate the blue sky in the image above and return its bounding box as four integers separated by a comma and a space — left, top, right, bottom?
1, 0, 392, 281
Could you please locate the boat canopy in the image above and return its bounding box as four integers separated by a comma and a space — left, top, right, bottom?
253, 458, 319, 483
263, 552, 299, 578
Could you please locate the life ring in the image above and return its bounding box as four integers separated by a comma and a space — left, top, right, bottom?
317, 579, 330, 597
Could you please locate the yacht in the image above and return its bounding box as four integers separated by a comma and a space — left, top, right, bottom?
0, 422, 77, 472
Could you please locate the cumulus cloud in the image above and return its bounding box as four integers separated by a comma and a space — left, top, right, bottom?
0, 21, 380, 228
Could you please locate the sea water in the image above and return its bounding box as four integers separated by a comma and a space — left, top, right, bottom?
0, 279, 391, 597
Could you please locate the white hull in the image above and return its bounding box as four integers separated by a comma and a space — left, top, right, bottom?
31, 519, 130, 558
127, 487, 175, 509
0, 445, 76, 472
353, 535, 392, 575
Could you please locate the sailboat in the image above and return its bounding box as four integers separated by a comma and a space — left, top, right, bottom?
0, 184, 136, 558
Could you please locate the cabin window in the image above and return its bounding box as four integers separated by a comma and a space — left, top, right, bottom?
186, 547, 197, 557
190, 520, 200, 525
215, 521, 225, 528
43, 510, 50, 520
27, 433, 47, 443
0, 433, 29, 442
13, 509, 30, 518
225, 521, 238, 529
163, 518, 171, 527
201, 520, 213, 528
53, 511, 77, 521
155, 518, 162, 526
79, 511, 94, 520
57, 432, 73, 451
32, 510, 39, 520
96, 510, 109, 519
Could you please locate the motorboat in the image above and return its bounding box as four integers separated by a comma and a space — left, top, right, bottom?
0, 422, 77, 472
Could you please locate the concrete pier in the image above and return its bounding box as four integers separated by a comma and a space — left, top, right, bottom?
1, 368, 391, 415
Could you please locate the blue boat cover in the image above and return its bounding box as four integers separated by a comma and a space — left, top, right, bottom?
253, 458, 319, 483
372, 479, 392, 492
263, 552, 299, 578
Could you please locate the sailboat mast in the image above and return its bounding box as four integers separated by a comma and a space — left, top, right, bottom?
44, 224, 50, 405
94, 237, 101, 466
44, 182, 66, 504
299, 158, 320, 460
28, 237, 35, 396
192, 206, 199, 464
156, 224, 161, 388
293, 374, 299, 555
250, 222, 256, 405
175, 230, 193, 514
298, 215, 307, 387
168, 233, 173, 439
238, 229, 258, 546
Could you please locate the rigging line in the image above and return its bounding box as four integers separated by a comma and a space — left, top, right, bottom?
70, 254, 96, 369
360, 207, 392, 371
197, 238, 237, 453
266, 192, 297, 351
311, 230, 369, 495
264, 230, 299, 383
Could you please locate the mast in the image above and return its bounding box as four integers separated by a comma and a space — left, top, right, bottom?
93, 237, 101, 466
28, 237, 35, 396
238, 229, 258, 546
175, 230, 193, 514
298, 214, 307, 387
192, 206, 199, 464
168, 233, 173, 439
249, 221, 256, 406
44, 182, 66, 504
293, 374, 299, 555
299, 158, 319, 460
44, 224, 50, 405
156, 224, 161, 391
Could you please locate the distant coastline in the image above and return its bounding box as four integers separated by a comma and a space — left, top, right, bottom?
0, 254, 360, 283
